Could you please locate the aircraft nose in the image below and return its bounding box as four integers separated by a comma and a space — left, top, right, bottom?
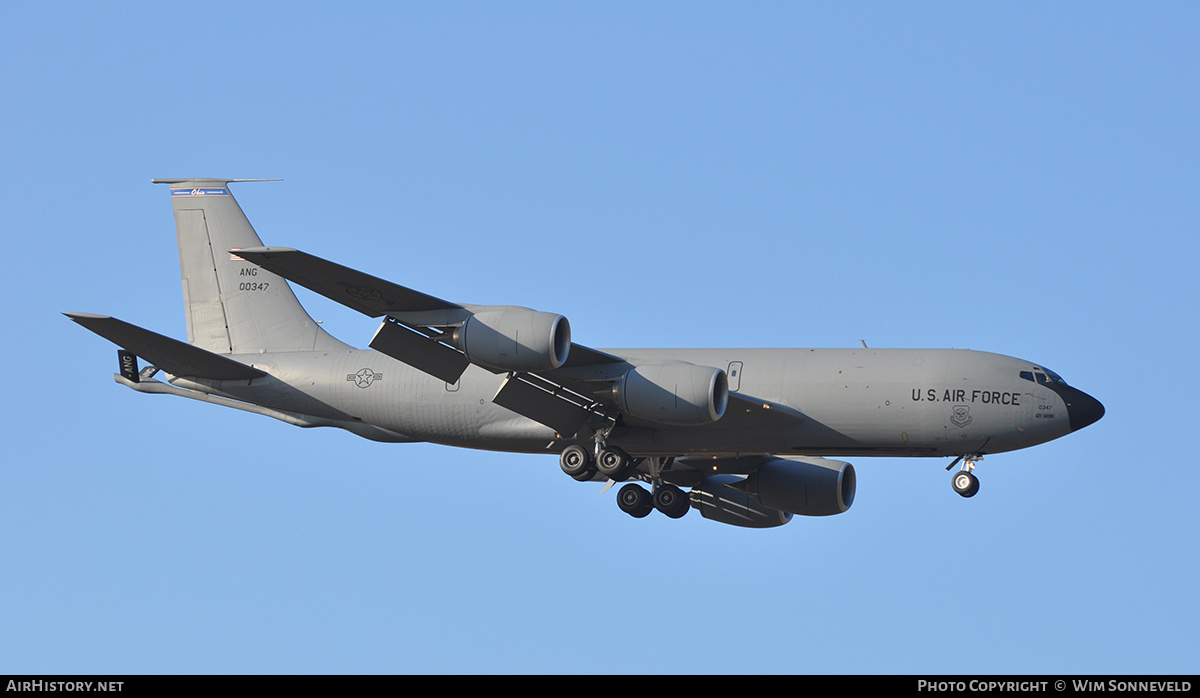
1064, 386, 1105, 432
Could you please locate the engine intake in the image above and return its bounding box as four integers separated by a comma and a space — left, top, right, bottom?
453, 310, 571, 373
614, 362, 729, 426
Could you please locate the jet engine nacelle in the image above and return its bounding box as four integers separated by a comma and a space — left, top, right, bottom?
691, 475, 793, 528
742, 456, 856, 516
453, 310, 571, 373
614, 362, 729, 426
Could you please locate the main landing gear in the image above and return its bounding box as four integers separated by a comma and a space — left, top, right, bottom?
948, 454, 982, 498
559, 444, 594, 481
559, 443, 633, 482
616, 483, 653, 518
615, 482, 688, 519
560, 445, 690, 519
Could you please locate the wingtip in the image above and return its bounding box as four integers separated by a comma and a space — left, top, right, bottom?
64, 312, 110, 321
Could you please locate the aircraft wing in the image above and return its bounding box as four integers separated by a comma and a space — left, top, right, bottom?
65, 313, 266, 381
236, 244, 625, 356
233, 247, 461, 318
235, 247, 801, 437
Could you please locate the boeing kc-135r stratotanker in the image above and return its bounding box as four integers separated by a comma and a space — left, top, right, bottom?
67, 179, 1104, 528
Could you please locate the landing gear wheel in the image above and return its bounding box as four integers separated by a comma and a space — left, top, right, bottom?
653, 484, 690, 519
617, 483, 653, 518
560, 445, 593, 479
952, 470, 980, 498
596, 445, 632, 481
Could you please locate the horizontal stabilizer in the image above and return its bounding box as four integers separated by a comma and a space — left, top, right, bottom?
64, 313, 266, 381
234, 247, 461, 317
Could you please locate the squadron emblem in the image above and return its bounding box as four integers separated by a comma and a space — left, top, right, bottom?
950, 404, 973, 428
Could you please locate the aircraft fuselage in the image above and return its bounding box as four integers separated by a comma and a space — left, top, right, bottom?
187, 345, 1098, 459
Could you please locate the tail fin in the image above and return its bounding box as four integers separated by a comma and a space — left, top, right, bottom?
152, 179, 347, 354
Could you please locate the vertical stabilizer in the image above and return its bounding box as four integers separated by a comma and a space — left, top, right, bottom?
152, 179, 347, 354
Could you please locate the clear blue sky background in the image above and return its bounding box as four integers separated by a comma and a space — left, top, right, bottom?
2, 3, 1196, 674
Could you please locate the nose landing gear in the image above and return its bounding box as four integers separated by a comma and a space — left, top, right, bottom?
952, 470, 980, 497
948, 454, 982, 498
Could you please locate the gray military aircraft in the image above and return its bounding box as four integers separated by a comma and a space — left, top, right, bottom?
67, 179, 1104, 528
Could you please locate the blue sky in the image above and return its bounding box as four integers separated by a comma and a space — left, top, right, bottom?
2, 3, 1196, 674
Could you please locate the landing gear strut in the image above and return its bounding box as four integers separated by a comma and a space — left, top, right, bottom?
948, 454, 982, 498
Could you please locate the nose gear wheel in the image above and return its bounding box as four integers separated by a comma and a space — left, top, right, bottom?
947, 454, 983, 498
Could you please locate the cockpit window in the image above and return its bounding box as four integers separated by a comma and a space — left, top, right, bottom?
1019, 367, 1067, 385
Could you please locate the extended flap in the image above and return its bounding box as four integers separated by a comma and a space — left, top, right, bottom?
369, 320, 470, 384
492, 374, 595, 436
